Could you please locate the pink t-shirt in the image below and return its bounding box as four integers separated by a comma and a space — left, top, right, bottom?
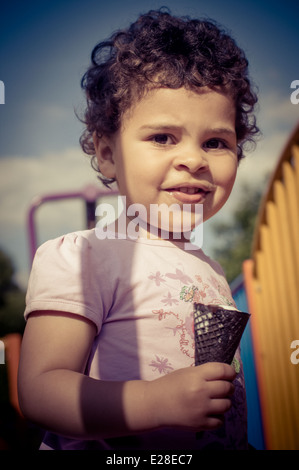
25, 229, 248, 450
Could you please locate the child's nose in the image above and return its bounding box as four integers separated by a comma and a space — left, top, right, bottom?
173, 146, 209, 174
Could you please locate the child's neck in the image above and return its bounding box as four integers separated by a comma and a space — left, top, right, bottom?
115, 215, 193, 244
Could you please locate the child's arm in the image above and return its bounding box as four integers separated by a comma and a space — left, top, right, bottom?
18, 311, 236, 440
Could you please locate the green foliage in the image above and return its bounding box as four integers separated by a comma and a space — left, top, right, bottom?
0, 250, 14, 289
0, 251, 42, 450
211, 183, 263, 283
0, 249, 26, 336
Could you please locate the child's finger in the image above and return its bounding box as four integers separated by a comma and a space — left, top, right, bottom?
202, 415, 225, 431
199, 362, 237, 381
208, 379, 235, 399
208, 398, 233, 416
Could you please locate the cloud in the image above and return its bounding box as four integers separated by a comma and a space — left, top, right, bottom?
37, 103, 72, 121
257, 91, 299, 135
0, 147, 103, 287
237, 92, 299, 187
0, 148, 96, 225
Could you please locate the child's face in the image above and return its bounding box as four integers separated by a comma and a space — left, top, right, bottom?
95, 86, 238, 235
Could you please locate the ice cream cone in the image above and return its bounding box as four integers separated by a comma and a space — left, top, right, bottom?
193, 303, 250, 366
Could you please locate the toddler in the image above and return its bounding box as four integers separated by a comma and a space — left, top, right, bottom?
18, 8, 259, 450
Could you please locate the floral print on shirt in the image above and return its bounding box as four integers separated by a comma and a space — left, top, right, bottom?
147, 265, 237, 374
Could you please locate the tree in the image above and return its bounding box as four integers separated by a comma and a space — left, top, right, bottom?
210, 183, 263, 283
0, 249, 26, 337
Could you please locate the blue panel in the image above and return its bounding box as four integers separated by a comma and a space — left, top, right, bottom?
231, 278, 265, 450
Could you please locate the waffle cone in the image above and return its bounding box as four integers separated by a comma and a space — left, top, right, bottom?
193, 303, 250, 366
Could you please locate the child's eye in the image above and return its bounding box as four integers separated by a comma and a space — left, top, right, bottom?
204, 138, 227, 149
151, 134, 174, 145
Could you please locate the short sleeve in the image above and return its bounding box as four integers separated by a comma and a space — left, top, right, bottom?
24, 232, 105, 334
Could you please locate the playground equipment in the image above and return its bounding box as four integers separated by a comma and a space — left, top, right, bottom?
27, 184, 118, 264
242, 122, 299, 450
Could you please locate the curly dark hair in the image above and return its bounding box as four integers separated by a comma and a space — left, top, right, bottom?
80, 8, 259, 186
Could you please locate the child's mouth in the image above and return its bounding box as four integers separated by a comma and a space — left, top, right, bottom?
174, 187, 203, 195
166, 186, 210, 203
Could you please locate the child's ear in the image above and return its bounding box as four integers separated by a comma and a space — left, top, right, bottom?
93, 132, 116, 179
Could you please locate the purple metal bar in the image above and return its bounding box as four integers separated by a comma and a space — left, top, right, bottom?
27, 185, 118, 264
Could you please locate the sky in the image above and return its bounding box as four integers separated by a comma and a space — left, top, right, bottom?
0, 0, 298, 288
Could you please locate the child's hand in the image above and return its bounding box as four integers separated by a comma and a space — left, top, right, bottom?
146, 362, 236, 432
